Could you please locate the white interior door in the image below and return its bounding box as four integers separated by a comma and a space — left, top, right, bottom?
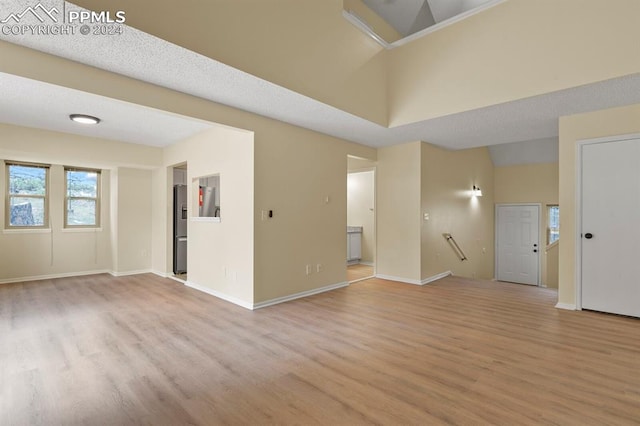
581, 138, 640, 317
496, 205, 539, 285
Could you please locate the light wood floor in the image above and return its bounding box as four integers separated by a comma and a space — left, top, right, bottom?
347, 264, 374, 282
1, 274, 639, 425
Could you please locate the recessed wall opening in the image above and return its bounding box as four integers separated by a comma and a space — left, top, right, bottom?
192, 174, 221, 220
172, 163, 188, 282
347, 155, 376, 283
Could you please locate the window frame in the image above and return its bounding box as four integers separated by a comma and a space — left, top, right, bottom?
547, 204, 560, 246
64, 167, 101, 229
5, 161, 50, 229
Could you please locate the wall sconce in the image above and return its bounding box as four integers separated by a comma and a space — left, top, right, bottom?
472, 185, 483, 197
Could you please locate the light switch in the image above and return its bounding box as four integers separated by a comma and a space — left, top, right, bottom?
423, 212, 430, 221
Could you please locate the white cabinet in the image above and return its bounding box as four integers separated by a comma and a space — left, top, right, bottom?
347, 230, 362, 262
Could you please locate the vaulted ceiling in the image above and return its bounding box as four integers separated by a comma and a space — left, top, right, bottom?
1, 0, 639, 159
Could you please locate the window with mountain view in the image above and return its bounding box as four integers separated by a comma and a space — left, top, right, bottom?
6, 162, 49, 228
65, 168, 101, 227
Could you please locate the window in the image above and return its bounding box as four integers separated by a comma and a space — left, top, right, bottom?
6, 162, 49, 228
65, 168, 101, 227
547, 205, 559, 245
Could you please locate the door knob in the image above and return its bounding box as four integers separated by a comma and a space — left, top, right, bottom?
585, 233, 593, 239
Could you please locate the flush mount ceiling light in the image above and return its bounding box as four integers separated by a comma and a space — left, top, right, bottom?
69, 114, 101, 125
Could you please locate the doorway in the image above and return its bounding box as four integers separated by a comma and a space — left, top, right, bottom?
579, 136, 640, 317
347, 157, 376, 283
495, 204, 540, 285
172, 163, 188, 282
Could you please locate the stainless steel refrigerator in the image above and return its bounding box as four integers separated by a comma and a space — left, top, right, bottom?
173, 185, 187, 274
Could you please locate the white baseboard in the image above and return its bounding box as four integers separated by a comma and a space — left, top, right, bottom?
0, 269, 111, 285
375, 274, 422, 285
185, 281, 254, 310
109, 269, 152, 277
421, 271, 453, 285
253, 281, 349, 310
375, 271, 452, 286
152, 270, 169, 278
555, 302, 577, 311
358, 261, 374, 266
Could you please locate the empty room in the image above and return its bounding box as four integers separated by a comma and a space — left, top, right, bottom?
1, 0, 639, 424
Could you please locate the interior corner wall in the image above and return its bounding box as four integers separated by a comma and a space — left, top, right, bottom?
420, 143, 494, 280
253, 125, 375, 303
151, 166, 169, 277
111, 167, 153, 275
494, 162, 559, 288
376, 142, 422, 282
558, 103, 640, 307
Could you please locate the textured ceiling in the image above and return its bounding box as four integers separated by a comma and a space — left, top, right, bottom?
0, 72, 213, 147
488, 138, 558, 167
1, 1, 640, 154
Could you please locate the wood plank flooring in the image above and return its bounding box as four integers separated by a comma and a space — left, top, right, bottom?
347, 264, 374, 282
1, 273, 639, 425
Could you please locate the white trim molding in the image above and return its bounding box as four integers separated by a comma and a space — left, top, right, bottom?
555, 303, 577, 311
0, 269, 110, 285
185, 281, 254, 310
376, 271, 452, 286
421, 271, 453, 285
152, 270, 169, 278
253, 281, 349, 310
375, 274, 421, 285
109, 269, 153, 277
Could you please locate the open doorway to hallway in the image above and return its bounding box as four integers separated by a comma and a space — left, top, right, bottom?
172, 163, 188, 282
347, 155, 376, 283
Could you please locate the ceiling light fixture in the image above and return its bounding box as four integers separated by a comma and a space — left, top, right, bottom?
69, 114, 101, 125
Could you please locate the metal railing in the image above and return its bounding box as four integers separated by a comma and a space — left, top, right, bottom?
443, 233, 467, 261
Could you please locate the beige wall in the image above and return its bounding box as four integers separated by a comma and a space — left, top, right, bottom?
494, 163, 559, 205
376, 142, 422, 282
388, 0, 640, 126
112, 168, 153, 274
494, 162, 559, 287
160, 127, 255, 305
545, 242, 559, 289
558, 103, 640, 306
71, 0, 388, 125
0, 124, 161, 282
348, 170, 375, 264
253, 126, 374, 303
421, 143, 494, 280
